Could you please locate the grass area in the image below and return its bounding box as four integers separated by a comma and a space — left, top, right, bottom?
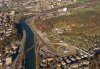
45, 10, 100, 34
78, 0, 88, 3
35, 8, 100, 35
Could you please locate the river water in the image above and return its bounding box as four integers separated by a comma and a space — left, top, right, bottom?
18, 17, 36, 69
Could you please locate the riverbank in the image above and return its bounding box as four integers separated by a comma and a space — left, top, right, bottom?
11, 29, 26, 69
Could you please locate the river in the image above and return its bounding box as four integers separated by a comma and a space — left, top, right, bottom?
18, 17, 36, 69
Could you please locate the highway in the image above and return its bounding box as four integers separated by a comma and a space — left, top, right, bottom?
26, 13, 94, 58
52, 43, 94, 57
27, 17, 60, 56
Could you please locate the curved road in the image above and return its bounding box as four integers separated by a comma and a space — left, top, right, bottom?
28, 17, 60, 55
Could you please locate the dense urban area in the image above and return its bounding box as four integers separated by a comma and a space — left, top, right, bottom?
0, 0, 100, 69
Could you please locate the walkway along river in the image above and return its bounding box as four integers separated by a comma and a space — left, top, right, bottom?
19, 17, 36, 69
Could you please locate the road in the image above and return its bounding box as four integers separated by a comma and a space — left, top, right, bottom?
27, 17, 60, 56
27, 13, 93, 57
25, 9, 96, 58
52, 43, 94, 57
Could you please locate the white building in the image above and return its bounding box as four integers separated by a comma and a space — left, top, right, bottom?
10, 11, 15, 16
6, 57, 12, 65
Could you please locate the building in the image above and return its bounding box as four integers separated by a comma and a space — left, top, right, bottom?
6, 57, 12, 65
